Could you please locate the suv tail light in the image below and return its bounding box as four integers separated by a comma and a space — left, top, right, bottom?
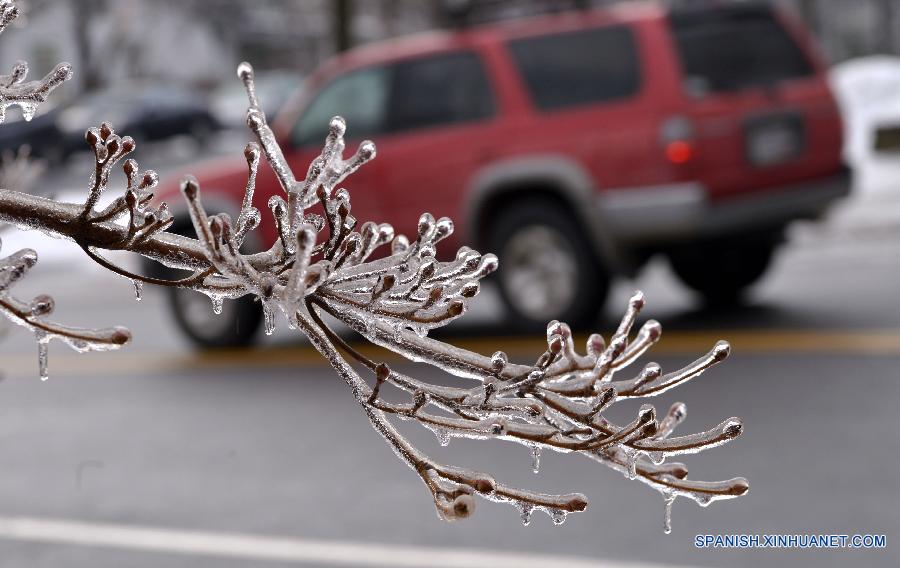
660, 115, 695, 165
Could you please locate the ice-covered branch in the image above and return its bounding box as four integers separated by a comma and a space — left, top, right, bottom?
0, 1, 72, 124
0, 60, 748, 531
0, 240, 131, 380
0, 0, 129, 379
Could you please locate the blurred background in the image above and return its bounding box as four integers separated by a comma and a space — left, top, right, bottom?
0, 0, 898, 567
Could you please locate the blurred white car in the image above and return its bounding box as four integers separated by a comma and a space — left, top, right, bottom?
829, 55, 900, 195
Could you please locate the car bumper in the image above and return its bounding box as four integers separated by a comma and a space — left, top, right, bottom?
596, 167, 852, 243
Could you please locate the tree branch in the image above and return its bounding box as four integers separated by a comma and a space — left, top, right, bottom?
0, 58, 748, 531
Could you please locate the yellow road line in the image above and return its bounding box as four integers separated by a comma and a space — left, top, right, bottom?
3, 329, 900, 379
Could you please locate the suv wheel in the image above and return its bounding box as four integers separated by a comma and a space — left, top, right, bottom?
668, 234, 779, 304
487, 198, 609, 331
144, 222, 263, 349
168, 287, 262, 349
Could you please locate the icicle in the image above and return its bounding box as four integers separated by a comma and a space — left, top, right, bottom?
263, 303, 275, 335
531, 445, 541, 474
550, 508, 568, 526
622, 448, 638, 480
132, 279, 143, 302
211, 295, 223, 315
37, 336, 49, 381
695, 492, 714, 507
19, 102, 37, 122
647, 451, 665, 464
518, 502, 534, 526
429, 426, 450, 447
663, 493, 676, 534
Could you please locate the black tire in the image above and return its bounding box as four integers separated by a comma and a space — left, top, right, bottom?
144, 222, 263, 349
668, 234, 779, 305
486, 198, 609, 331
167, 287, 263, 349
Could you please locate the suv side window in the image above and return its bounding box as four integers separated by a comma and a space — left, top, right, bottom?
293, 66, 389, 146
508, 26, 641, 111
387, 51, 495, 133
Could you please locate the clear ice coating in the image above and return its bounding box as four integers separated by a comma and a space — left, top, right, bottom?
132, 279, 143, 302
0, 51, 749, 531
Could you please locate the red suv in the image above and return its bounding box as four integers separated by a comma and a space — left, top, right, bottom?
153, 2, 849, 347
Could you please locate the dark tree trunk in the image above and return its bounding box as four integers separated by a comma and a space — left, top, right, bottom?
71, 0, 108, 91
333, 0, 352, 53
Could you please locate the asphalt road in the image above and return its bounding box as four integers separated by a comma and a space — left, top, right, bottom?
0, 160, 898, 566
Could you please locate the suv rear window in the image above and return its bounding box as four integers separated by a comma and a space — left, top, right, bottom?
507, 26, 641, 111
669, 7, 814, 94
387, 52, 494, 133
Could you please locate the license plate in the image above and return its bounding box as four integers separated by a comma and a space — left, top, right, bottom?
874, 125, 900, 152
745, 115, 804, 167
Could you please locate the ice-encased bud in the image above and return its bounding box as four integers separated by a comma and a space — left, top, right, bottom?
110, 326, 132, 345
329, 116, 346, 138
435, 217, 454, 239
120, 136, 135, 154
244, 141, 260, 163
358, 140, 376, 161
236, 61, 254, 82
723, 418, 743, 438
375, 363, 391, 382
713, 340, 731, 361
140, 170, 159, 190
451, 494, 475, 519
29, 294, 54, 316
645, 319, 662, 340
417, 213, 435, 240
490, 351, 507, 372
106, 135, 120, 156
638, 404, 656, 423
258, 274, 278, 299
180, 176, 199, 199
459, 281, 479, 298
